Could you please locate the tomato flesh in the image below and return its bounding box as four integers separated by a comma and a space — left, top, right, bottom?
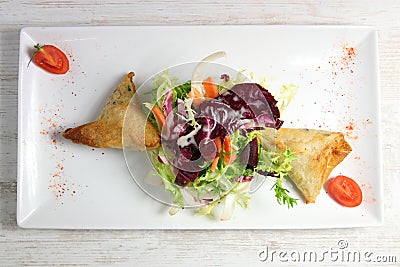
327, 175, 362, 207
33, 45, 69, 74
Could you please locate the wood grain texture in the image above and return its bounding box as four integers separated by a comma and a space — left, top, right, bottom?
1, 0, 400, 266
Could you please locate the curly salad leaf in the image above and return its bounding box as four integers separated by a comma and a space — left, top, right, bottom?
257, 144, 298, 208
148, 150, 184, 207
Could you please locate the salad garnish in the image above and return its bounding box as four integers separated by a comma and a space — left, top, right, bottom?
144, 53, 298, 219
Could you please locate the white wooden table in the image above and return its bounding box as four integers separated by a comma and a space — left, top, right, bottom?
1, 1, 399, 266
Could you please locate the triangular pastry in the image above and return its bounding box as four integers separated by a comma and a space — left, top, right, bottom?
261, 128, 352, 203
62, 72, 160, 151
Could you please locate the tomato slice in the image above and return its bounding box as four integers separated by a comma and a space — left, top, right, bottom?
327, 175, 363, 207
31, 44, 69, 74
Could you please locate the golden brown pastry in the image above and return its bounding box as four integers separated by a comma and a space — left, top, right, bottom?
260, 128, 352, 203
62, 72, 160, 151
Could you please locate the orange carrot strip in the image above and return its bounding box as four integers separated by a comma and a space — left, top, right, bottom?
192, 87, 202, 98
214, 137, 222, 152
189, 87, 205, 107
223, 152, 236, 165
211, 137, 222, 171
211, 157, 219, 171
152, 107, 166, 126
222, 136, 236, 164
203, 77, 219, 99
188, 87, 203, 98
223, 136, 232, 152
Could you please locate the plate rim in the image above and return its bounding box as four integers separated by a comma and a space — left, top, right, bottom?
17, 25, 383, 229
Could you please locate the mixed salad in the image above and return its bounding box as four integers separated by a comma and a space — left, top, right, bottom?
144, 52, 299, 220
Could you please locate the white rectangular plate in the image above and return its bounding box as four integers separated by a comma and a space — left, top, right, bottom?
18, 26, 383, 229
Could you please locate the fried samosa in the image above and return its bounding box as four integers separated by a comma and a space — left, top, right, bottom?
260, 128, 352, 203
62, 72, 160, 151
